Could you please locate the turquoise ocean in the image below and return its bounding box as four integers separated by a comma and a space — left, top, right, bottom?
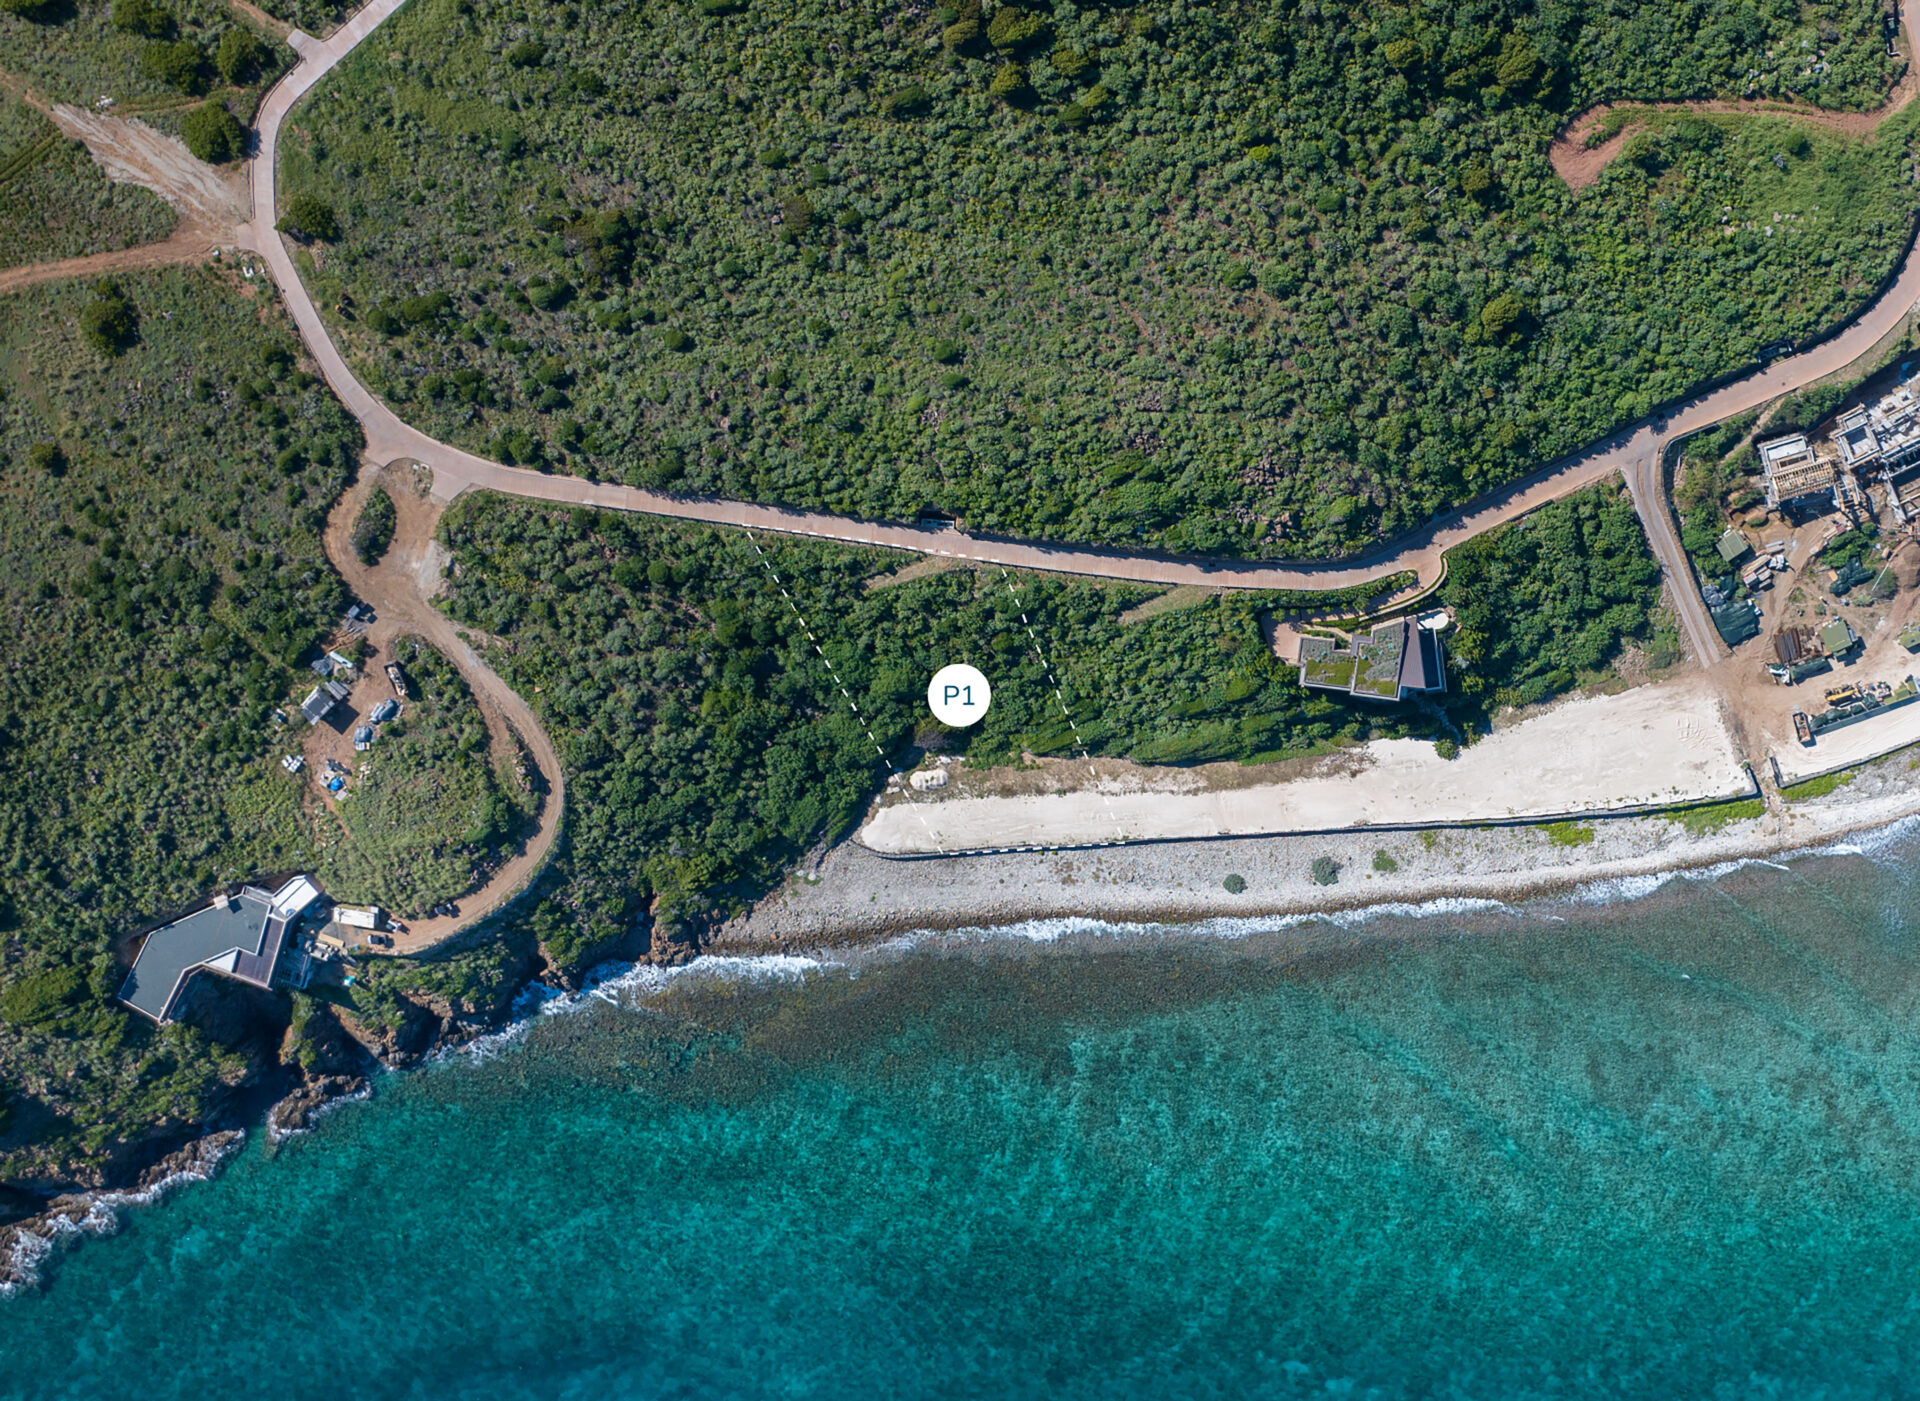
11, 829, 1920, 1398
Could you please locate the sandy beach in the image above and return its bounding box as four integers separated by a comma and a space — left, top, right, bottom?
861, 680, 1752, 854
714, 740, 1920, 953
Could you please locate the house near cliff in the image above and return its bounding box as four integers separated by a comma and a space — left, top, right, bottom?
119, 876, 325, 1023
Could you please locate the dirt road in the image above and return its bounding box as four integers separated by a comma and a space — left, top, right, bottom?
0, 77, 248, 287
317, 464, 567, 955
1550, 4, 1920, 190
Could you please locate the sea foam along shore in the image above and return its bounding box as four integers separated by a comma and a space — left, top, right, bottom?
0, 1130, 248, 1299
713, 748, 1920, 954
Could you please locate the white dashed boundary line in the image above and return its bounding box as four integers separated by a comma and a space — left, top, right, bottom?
747, 531, 943, 852
998, 567, 1126, 842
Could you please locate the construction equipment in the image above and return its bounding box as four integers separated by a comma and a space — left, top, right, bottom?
1824, 684, 1862, 707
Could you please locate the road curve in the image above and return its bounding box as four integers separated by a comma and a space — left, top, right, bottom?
242, 0, 1920, 669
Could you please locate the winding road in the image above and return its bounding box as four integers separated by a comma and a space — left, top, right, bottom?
234, 0, 1920, 676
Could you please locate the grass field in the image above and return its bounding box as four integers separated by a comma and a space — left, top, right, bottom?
317, 637, 532, 918
0, 98, 174, 270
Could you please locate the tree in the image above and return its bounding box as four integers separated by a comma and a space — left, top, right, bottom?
215, 27, 266, 84
1480, 292, 1525, 339
183, 102, 246, 164
80, 280, 139, 356
139, 40, 210, 95
110, 0, 174, 36
990, 62, 1027, 99
277, 193, 339, 240
986, 6, 1043, 50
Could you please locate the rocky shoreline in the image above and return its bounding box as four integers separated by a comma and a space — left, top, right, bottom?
1, 1130, 248, 1297
9, 749, 1920, 1297
711, 753, 1920, 955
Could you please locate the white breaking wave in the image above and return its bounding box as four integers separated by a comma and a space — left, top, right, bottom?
1, 1133, 246, 1298
1564, 855, 1791, 907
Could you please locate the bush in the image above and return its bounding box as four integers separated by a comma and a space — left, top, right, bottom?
140, 39, 210, 95
352, 486, 397, 564
986, 6, 1043, 49
0, 966, 89, 1025
505, 38, 546, 67
25, 440, 66, 476
277, 193, 339, 241
990, 62, 1027, 98
111, 0, 174, 38
1434, 738, 1459, 760
1222, 873, 1246, 894
79, 280, 139, 356
1309, 856, 1339, 885
660, 327, 690, 352
215, 28, 267, 84
882, 84, 930, 116
183, 103, 247, 164
1372, 849, 1398, 872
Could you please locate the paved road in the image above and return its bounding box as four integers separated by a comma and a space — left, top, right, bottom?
242, 0, 1920, 668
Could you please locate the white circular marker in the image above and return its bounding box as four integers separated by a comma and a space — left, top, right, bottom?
928, 664, 992, 728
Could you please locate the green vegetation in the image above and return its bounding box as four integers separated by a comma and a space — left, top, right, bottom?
285, 0, 1915, 557
0, 97, 174, 270
436, 479, 1662, 950
352, 484, 396, 564
181, 99, 245, 163
1440, 483, 1661, 719
1661, 796, 1766, 835
277, 192, 338, 242
317, 638, 534, 918
1676, 410, 1761, 579
0, 269, 362, 1181
1222, 873, 1246, 894
0, 0, 285, 109
79, 277, 140, 355
1780, 768, 1858, 801
1309, 856, 1340, 886
1372, 849, 1398, 873
1543, 820, 1596, 847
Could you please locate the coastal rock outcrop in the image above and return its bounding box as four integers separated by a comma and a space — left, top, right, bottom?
0, 1129, 245, 1295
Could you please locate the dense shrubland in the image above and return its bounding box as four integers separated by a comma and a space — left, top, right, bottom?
285, 0, 1916, 557
436, 481, 1657, 957
1440, 482, 1662, 716
0, 271, 361, 1180
0, 98, 175, 270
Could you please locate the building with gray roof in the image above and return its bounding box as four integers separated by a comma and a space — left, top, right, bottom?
119, 876, 324, 1023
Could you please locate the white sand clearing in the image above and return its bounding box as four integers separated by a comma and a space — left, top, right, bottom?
861, 680, 1752, 853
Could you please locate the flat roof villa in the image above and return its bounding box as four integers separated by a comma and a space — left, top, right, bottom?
120, 875, 323, 1023
1297, 616, 1446, 702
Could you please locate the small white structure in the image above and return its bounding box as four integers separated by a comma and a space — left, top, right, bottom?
334, 905, 384, 930
281, 754, 305, 774
909, 769, 949, 791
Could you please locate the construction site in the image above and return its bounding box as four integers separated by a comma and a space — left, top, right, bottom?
1705, 367, 1920, 784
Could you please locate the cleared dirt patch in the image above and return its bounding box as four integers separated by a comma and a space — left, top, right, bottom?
46, 105, 247, 231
